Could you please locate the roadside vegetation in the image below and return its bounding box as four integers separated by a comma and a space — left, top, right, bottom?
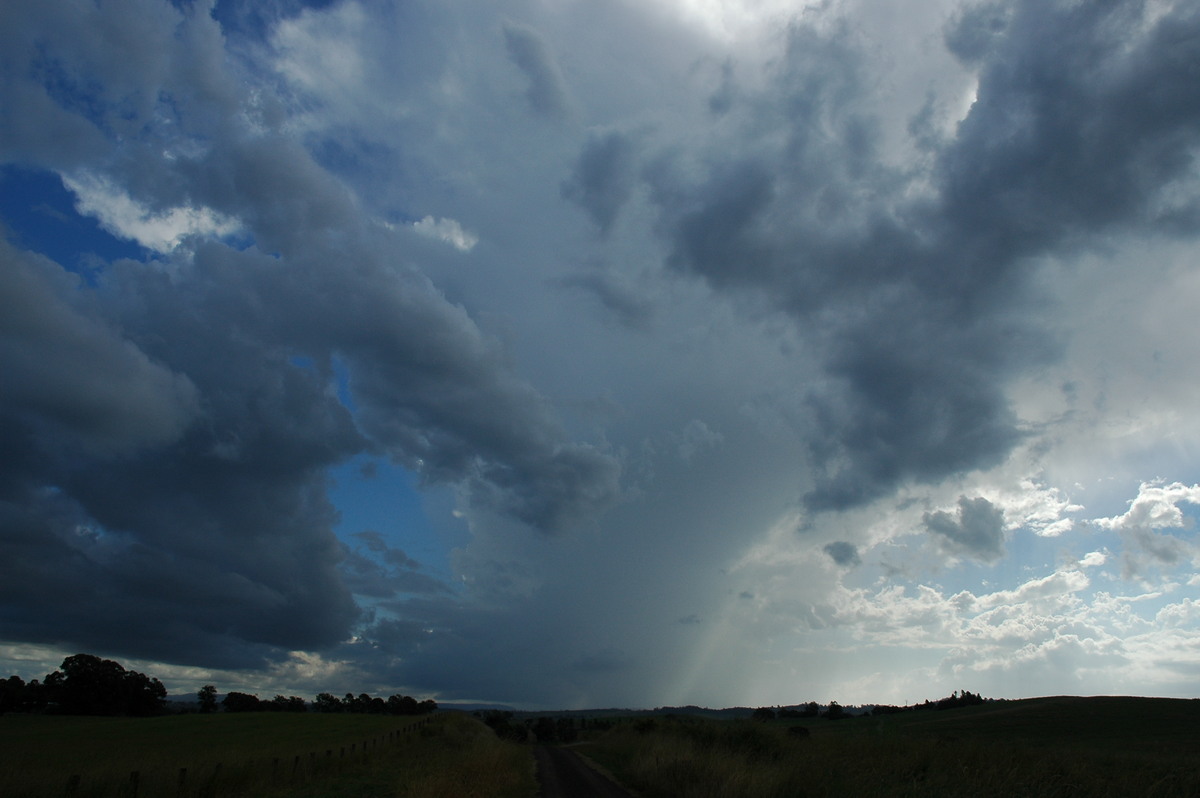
581, 697, 1200, 797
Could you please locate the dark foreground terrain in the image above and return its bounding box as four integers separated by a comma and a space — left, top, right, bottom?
578, 696, 1200, 797
2, 696, 1198, 796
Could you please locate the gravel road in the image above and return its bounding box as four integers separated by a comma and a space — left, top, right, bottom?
534, 745, 634, 798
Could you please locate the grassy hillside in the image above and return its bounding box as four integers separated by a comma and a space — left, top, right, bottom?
583, 696, 1200, 797
0, 711, 535, 798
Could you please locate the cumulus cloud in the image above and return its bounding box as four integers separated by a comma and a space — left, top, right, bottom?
63, 172, 240, 253
0, 238, 199, 454
628, 0, 1200, 512
824, 541, 861, 567
1094, 481, 1200, 577
411, 216, 478, 252
924, 497, 1007, 562
0, 0, 620, 680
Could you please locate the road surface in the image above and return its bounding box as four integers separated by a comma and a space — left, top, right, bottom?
534, 745, 635, 798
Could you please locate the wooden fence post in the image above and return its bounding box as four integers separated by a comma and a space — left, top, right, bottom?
128, 771, 140, 798
207, 761, 222, 797
176, 767, 187, 797
63, 774, 81, 796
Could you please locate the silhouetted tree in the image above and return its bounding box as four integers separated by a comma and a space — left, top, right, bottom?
477, 710, 524, 740
822, 700, 845, 720
222, 691, 262, 712
0, 675, 26, 715
752, 707, 777, 721
23, 679, 48, 712
388, 694, 420, 715
314, 692, 343, 712
43, 654, 165, 716
269, 695, 308, 712
197, 685, 217, 714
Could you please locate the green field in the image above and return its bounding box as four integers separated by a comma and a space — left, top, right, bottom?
0, 711, 535, 798
581, 697, 1200, 797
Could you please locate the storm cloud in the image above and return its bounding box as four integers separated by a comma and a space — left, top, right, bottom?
3, 0, 1200, 709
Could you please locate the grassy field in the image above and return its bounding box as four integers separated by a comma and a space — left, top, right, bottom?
582, 697, 1200, 797
6, 696, 1198, 797
0, 711, 535, 798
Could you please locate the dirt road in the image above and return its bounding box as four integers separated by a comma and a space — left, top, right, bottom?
534, 745, 634, 798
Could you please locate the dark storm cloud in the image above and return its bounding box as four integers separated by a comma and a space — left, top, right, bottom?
0, 0, 618, 674
924, 496, 1006, 562
631, 0, 1200, 511
124, 122, 621, 532
503, 21, 572, 119
941, 1, 1200, 242
823, 541, 860, 567
0, 241, 368, 666
0, 239, 198, 454
554, 271, 654, 330
561, 130, 640, 234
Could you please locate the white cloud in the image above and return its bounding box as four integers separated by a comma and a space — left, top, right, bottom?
412, 216, 478, 252
1093, 481, 1200, 533
64, 171, 240, 253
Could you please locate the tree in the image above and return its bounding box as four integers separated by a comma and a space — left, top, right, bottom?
477, 710, 524, 741
314, 692, 343, 713
752, 707, 777, 722
269, 695, 308, 712
222, 691, 262, 712
198, 685, 218, 714
43, 654, 165, 716
0, 675, 25, 715
123, 669, 167, 716
388, 694, 420, 715
823, 700, 845, 720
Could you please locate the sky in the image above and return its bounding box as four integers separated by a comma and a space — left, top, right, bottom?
2, 0, 1200, 711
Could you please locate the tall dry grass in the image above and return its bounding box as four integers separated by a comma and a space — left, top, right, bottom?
586, 715, 1200, 798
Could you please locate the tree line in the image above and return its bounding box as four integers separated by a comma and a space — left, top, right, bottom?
209, 688, 436, 715
0, 653, 436, 717
0, 654, 166, 716
750, 690, 989, 721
